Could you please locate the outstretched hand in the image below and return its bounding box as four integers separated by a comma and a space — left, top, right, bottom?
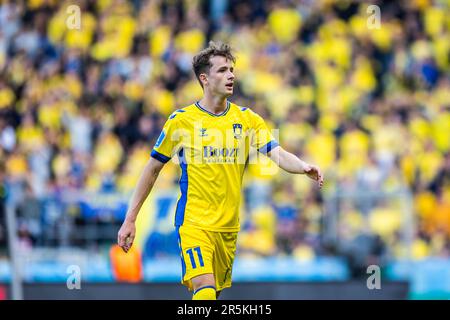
117, 219, 136, 253
303, 164, 324, 189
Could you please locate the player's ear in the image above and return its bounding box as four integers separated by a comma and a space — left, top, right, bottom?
199, 73, 208, 87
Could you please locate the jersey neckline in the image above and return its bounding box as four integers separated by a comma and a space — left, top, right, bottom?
194, 100, 231, 117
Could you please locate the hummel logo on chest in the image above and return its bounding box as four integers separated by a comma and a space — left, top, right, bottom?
199, 128, 208, 137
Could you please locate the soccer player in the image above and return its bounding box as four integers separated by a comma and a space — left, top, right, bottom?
117, 41, 324, 300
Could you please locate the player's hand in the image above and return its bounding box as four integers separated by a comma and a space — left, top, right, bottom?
118, 219, 136, 253
303, 164, 324, 189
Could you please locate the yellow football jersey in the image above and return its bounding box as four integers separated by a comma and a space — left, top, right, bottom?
151, 100, 278, 232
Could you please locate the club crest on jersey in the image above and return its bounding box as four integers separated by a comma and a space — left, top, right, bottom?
199, 128, 208, 137
233, 123, 242, 139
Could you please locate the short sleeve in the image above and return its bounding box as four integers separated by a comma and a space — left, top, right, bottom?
249, 110, 279, 154
151, 114, 180, 163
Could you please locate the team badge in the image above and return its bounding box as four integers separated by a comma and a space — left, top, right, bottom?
233, 123, 242, 139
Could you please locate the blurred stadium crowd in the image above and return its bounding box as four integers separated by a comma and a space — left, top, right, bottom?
0, 0, 449, 277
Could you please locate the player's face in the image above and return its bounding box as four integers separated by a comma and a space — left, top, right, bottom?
205, 55, 235, 97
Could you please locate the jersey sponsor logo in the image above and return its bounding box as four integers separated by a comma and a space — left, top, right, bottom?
203, 146, 239, 157
202, 146, 240, 163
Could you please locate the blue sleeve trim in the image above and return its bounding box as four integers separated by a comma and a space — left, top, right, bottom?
258, 140, 279, 154
169, 109, 186, 119
151, 149, 171, 163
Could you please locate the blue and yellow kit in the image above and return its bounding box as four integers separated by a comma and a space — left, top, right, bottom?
151, 100, 278, 290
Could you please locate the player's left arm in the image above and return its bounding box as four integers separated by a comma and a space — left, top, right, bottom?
268, 145, 324, 188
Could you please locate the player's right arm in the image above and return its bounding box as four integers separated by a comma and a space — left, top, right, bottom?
118, 111, 181, 252
117, 157, 165, 253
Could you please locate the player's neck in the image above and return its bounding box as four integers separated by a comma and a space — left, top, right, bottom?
198, 95, 228, 115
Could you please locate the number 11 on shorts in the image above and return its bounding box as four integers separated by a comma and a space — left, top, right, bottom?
186, 246, 204, 269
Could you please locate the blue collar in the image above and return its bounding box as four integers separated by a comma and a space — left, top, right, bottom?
195, 100, 230, 117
